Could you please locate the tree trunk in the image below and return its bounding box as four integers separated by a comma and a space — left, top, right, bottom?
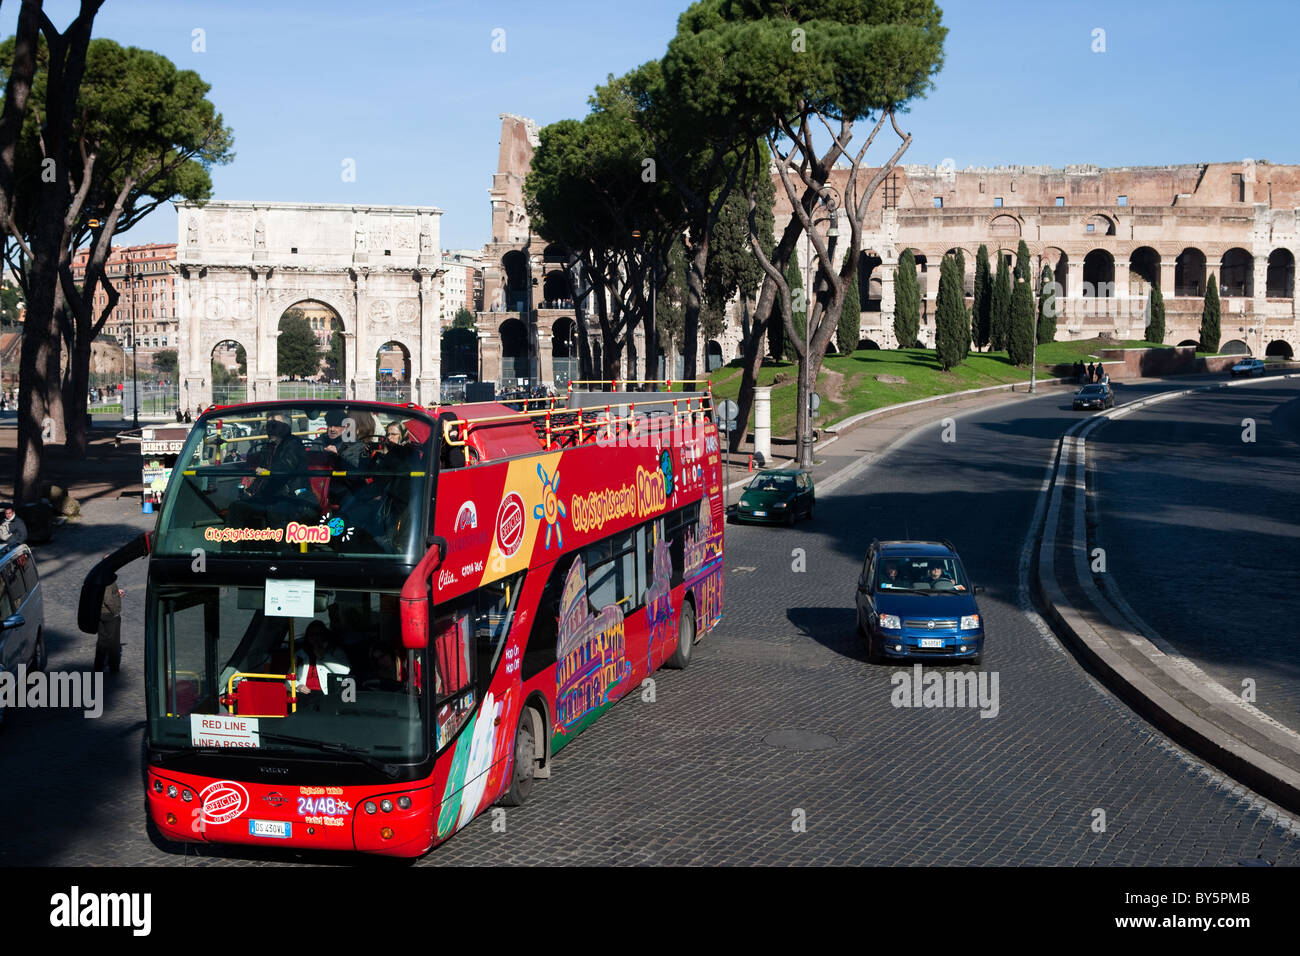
63, 332, 92, 456
682, 237, 708, 383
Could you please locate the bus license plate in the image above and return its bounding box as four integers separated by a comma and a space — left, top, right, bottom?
249, 819, 291, 839
919, 638, 944, 649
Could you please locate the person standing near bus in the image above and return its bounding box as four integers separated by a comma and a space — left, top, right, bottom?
95, 575, 124, 673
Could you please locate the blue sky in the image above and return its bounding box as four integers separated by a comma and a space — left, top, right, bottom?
38, 0, 1300, 251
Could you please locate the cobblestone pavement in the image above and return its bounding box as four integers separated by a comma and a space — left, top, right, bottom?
1091, 378, 1300, 735
3, 385, 1299, 865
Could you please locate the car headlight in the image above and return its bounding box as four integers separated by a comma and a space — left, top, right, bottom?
774, 501, 787, 508
740, 498, 751, 507
960, 614, 980, 630
879, 614, 901, 630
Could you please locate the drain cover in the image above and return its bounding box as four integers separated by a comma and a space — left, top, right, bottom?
763, 730, 838, 751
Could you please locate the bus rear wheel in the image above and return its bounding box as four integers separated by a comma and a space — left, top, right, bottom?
665, 601, 695, 670
499, 712, 536, 807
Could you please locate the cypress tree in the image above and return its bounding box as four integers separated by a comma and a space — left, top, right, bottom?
1008, 276, 1035, 366
782, 256, 805, 362
837, 249, 861, 354
935, 254, 965, 371
1144, 285, 1166, 345
973, 244, 991, 350
954, 248, 970, 359
894, 248, 921, 350
1037, 264, 1057, 344
990, 254, 1011, 352
1200, 274, 1221, 353
1015, 239, 1031, 283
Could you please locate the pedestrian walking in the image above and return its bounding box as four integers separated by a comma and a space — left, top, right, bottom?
95, 575, 124, 673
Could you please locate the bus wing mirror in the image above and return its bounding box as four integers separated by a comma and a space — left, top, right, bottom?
78, 531, 150, 634
425, 534, 448, 563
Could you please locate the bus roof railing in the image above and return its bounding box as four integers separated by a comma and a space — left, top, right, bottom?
440, 379, 714, 453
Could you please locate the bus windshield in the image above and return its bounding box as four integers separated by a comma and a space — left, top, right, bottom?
153, 404, 433, 560
149, 584, 426, 761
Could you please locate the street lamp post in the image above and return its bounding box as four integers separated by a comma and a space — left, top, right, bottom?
131, 270, 142, 427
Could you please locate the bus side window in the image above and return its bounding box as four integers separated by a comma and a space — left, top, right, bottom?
474, 572, 524, 691
433, 614, 474, 751
667, 504, 698, 588
521, 555, 575, 683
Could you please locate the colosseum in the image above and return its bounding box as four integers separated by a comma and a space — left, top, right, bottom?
476, 113, 1298, 386
780, 158, 1299, 359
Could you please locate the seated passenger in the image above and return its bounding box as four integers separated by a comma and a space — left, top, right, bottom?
879, 563, 902, 589
295, 621, 351, 695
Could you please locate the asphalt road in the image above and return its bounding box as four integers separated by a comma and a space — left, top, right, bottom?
3, 379, 1299, 866
1091, 377, 1300, 734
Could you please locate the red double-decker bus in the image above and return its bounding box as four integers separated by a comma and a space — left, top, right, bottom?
81, 382, 724, 856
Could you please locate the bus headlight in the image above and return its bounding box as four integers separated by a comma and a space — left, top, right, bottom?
364, 801, 377, 814
397, 796, 411, 810
381, 799, 393, 813
167, 785, 178, 799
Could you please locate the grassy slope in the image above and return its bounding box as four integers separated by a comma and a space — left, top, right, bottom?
709, 339, 1164, 438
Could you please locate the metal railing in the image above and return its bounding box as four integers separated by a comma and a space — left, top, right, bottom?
439, 378, 715, 452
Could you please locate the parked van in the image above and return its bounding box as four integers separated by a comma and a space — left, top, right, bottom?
0, 544, 46, 724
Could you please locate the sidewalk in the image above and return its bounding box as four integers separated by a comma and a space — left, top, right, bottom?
0, 414, 146, 503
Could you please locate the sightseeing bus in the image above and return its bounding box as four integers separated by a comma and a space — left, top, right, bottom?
79, 383, 724, 857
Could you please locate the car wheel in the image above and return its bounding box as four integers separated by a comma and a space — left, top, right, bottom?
30, 629, 46, 672
498, 711, 536, 807
665, 600, 696, 670
785, 508, 795, 527
866, 629, 885, 665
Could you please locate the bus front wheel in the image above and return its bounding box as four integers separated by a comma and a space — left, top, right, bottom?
499, 712, 536, 807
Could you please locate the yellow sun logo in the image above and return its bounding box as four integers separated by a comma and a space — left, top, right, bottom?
533, 463, 565, 550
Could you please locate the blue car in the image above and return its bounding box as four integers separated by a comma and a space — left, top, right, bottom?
855, 540, 985, 665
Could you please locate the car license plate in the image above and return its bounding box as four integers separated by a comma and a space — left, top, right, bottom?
752, 510, 766, 517
919, 638, 944, 649
249, 819, 290, 839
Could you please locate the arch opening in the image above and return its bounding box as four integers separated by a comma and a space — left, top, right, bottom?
376, 341, 412, 403
278, 301, 344, 400
210, 339, 248, 406
1083, 250, 1115, 298
1220, 248, 1254, 298
1267, 249, 1294, 298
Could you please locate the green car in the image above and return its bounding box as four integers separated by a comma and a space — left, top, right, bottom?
733, 469, 815, 526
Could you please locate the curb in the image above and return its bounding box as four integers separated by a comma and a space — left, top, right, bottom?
1034, 372, 1300, 814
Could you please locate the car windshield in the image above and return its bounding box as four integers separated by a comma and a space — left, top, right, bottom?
877, 555, 970, 592
1079, 386, 1104, 396
153, 404, 433, 560
148, 584, 425, 761
747, 474, 795, 492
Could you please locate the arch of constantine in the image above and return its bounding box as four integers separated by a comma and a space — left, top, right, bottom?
175, 200, 444, 411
